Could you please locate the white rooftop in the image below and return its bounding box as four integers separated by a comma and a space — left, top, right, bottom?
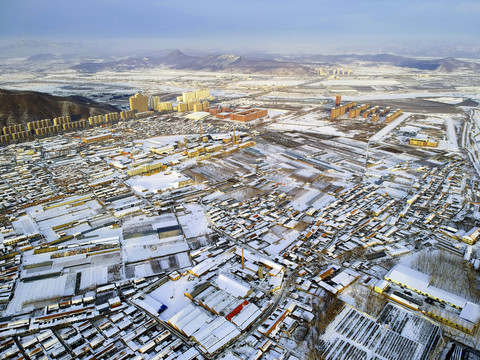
215, 274, 250, 298
186, 112, 210, 120
385, 264, 470, 309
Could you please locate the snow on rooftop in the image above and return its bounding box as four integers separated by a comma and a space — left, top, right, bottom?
290, 189, 322, 211
6, 274, 76, 315
79, 266, 110, 291
215, 274, 250, 298
385, 264, 470, 309
177, 204, 212, 239
11, 215, 40, 237
124, 234, 188, 263
268, 116, 347, 137
233, 247, 283, 271
126, 171, 190, 192
331, 268, 360, 288
186, 111, 210, 120
460, 302, 480, 323
147, 276, 200, 320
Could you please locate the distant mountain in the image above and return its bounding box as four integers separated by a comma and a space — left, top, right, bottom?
23, 53, 61, 62
283, 53, 480, 72
160, 49, 199, 67
6, 39, 58, 49
70, 50, 480, 75
0, 39, 85, 58
71, 50, 313, 75
0, 89, 119, 129
434, 57, 480, 72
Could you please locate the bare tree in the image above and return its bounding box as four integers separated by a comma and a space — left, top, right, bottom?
306, 293, 343, 359
410, 249, 479, 301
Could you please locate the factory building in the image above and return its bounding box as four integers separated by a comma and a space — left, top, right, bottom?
230, 109, 268, 122
383, 264, 480, 333
126, 162, 165, 176
409, 138, 438, 147
82, 133, 113, 144
462, 227, 480, 245
129, 94, 149, 113
205, 144, 222, 153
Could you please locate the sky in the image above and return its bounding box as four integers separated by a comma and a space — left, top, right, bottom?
0, 0, 479, 54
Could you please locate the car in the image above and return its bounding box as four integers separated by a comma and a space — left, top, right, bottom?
158, 304, 168, 314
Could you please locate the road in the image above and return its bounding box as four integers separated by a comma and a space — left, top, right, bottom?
444, 117, 459, 152
369, 112, 409, 142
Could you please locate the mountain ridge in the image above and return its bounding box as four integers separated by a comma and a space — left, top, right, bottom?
71, 50, 313, 75
0, 89, 119, 129
69, 50, 480, 74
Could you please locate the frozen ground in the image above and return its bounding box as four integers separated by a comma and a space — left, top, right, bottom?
314, 79, 401, 87
425, 97, 465, 105
268, 112, 348, 137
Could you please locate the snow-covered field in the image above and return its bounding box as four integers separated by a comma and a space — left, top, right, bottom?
425, 97, 465, 105
313, 78, 401, 87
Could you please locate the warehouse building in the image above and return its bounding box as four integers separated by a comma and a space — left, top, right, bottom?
230, 109, 268, 122
82, 133, 113, 144
385, 264, 467, 308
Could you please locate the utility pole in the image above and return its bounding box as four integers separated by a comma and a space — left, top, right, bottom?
242, 248, 244, 269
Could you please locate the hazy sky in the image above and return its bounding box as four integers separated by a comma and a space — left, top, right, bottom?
1, 0, 479, 53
